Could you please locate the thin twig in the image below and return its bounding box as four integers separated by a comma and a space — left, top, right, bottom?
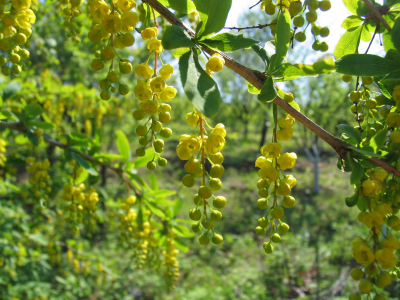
224, 22, 276, 31
250, 0, 262, 9
0, 120, 143, 196
143, 0, 400, 178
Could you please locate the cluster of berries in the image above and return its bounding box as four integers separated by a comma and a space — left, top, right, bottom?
61, 183, 99, 234
132, 27, 175, 170
26, 157, 52, 202
260, 0, 331, 52
88, 0, 139, 98
178, 110, 227, 245
254, 109, 297, 254
57, 0, 84, 42
0, 0, 36, 75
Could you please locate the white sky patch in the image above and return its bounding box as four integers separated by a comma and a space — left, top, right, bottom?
225, 0, 384, 63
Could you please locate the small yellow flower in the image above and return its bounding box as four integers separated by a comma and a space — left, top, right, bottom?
277, 152, 297, 170
258, 166, 279, 182
261, 142, 282, 159
141, 27, 158, 40
386, 112, 400, 128
160, 86, 177, 102
206, 54, 225, 73
281, 175, 297, 188
205, 133, 226, 154
117, 0, 136, 12
382, 235, 400, 250
135, 63, 154, 78
362, 179, 382, 197
362, 211, 384, 228
255, 156, 272, 169
101, 12, 121, 34
276, 127, 293, 141
354, 246, 375, 264
12, 0, 31, 12
150, 77, 166, 93
159, 63, 174, 79
147, 39, 163, 53
211, 124, 227, 137
122, 11, 139, 27
375, 248, 398, 270
368, 167, 388, 182
278, 115, 295, 128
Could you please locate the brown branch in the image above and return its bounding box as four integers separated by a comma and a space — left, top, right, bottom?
0, 121, 144, 195
143, 0, 400, 178
362, 0, 391, 33
224, 23, 276, 31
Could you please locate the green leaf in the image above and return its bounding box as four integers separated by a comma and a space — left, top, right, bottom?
341, 15, 364, 30
116, 130, 131, 162
179, 50, 221, 117
161, 25, 195, 50
26, 129, 39, 147
194, 0, 232, 38
335, 54, 400, 76
143, 200, 166, 218
0, 110, 11, 119
173, 198, 183, 217
350, 146, 381, 157
360, 25, 371, 42
392, 17, 400, 52
345, 186, 360, 207
172, 225, 195, 238
73, 168, 88, 185
134, 148, 155, 168
369, 129, 388, 153
342, 0, 370, 16
2, 81, 21, 101
158, 0, 196, 13
357, 195, 368, 211
136, 3, 151, 33
257, 75, 276, 103
334, 25, 363, 59
149, 173, 158, 190
147, 189, 176, 198
173, 238, 189, 252
25, 121, 54, 129
199, 33, 258, 52
337, 124, 361, 143
25, 104, 43, 118
385, 49, 400, 65
174, 47, 200, 59
248, 83, 260, 94
348, 153, 364, 184
71, 152, 99, 176
274, 8, 291, 68
272, 59, 335, 81
251, 44, 270, 69
289, 101, 300, 112
383, 30, 396, 52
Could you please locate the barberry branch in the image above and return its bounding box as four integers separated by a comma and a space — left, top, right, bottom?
143, 0, 400, 178
0, 121, 143, 196
362, 0, 391, 33
224, 23, 276, 31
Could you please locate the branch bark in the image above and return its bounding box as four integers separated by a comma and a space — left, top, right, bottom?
362, 0, 391, 33
144, 0, 400, 178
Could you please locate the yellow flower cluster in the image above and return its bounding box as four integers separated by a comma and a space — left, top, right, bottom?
26, 157, 51, 201
178, 111, 226, 245
162, 238, 180, 289
132, 27, 175, 170
88, 0, 139, 98
0, 0, 35, 76
61, 183, 99, 233
0, 138, 6, 166
254, 112, 297, 254
351, 234, 399, 295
